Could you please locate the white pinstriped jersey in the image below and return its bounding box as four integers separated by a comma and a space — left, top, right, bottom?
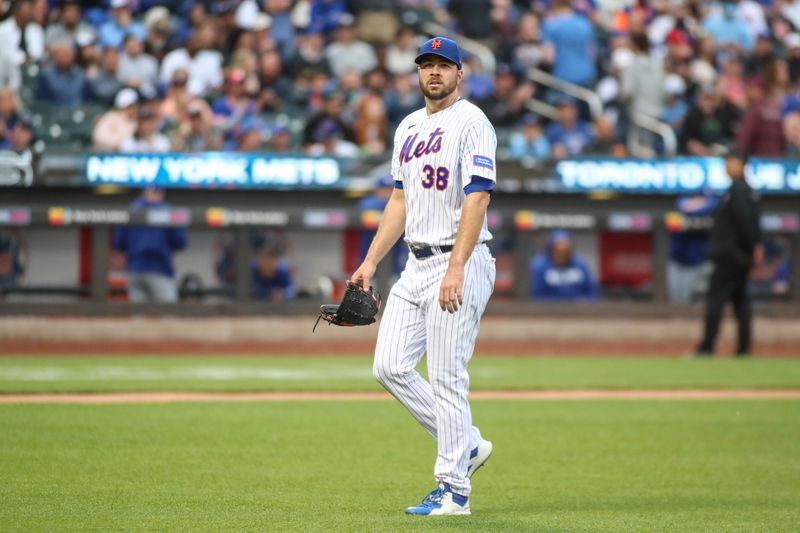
391, 98, 497, 247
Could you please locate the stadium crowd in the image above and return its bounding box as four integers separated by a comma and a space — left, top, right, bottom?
1, 0, 800, 160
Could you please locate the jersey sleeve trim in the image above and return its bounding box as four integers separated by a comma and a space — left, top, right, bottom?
394, 180, 404, 189
464, 176, 494, 195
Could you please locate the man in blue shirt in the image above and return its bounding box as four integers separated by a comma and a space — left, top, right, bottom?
112, 187, 187, 303
530, 229, 598, 301
703, 1, 753, 53
36, 39, 86, 109
668, 193, 717, 303
251, 245, 296, 302
541, 0, 596, 87
545, 98, 596, 158
357, 174, 408, 276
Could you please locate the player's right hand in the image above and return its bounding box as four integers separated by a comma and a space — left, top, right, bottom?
350, 261, 377, 291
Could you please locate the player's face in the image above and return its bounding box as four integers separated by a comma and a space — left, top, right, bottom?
417, 56, 461, 101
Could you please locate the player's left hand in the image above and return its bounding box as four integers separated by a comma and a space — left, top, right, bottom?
439, 266, 464, 313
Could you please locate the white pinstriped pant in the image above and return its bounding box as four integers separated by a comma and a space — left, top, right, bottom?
373, 244, 495, 497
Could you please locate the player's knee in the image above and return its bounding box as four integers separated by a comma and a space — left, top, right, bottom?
428, 368, 463, 393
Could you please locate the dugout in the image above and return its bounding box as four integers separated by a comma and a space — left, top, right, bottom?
1, 153, 799, 315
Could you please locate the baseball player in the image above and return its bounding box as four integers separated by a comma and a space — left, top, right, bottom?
351, 36, 496, 516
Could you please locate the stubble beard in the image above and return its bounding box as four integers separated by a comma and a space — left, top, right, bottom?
419, 77, 458, 101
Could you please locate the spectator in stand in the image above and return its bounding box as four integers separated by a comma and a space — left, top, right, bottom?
112, 187, 187, 304
290, 29, 331, 77
661, 74, 690, 138
353, 92, 387, 155
211, 68, 258, 138
308, 0, 350, 34
734, 0, 768, 43
0, 89, 21, 146
257, 49, 292, 111
305, 118, 359, 156
744, 32, 774, 78
780, 0, 800, 32
235, 10, 276, 58
160, 69, 195, 123
0, 0, 44, 65
75, 29, 100, 70
718, 54, 748, 110
690, 34, 720, 90
508, 113, 550, 162
98, 0, 145, 49
170, 99, 222, 152
385, 26, 418, 76
542, 0, 596, 87
324, 13, 377, 78
786, 33, 800, 81
505, 12, 547, 73
703, 0, 753, 53
117, 33, 159, 96
159, 24, 223, 98
384, 72, 423, 130
251, 244, 296, 302
3, 115, 36, 154
45, 0, 94, 48
267, 124, 292, 153
36, 39, 85, 108
351, 0, 398, 46
263, 0, 296, 61
120, 106, 170, 153
668, 193, 717, 303
85, 45, 122, 105
622, 33, 665, 121
680, 86, 740, 155
142, 5, 174, 63
621, 32, 665, 154
364, 68, 389, 96
447, 0, 493, 43
545, 97, 596, 158
737, 58, 789, 157
530, 229, 598, 301
303, 89, 354, 146
226, 115, 267, 152
93, 87, 139, 152
481, 63, 534, 127
0, 48, 20, 91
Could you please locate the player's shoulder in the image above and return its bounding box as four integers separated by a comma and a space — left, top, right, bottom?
456, 99, 495, 132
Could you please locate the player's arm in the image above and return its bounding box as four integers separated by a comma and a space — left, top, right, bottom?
351, 188, 406, 290
439, 190, 490, 313
440, 118, 497, 313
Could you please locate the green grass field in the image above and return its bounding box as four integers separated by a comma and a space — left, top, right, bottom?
1, 355, 800, 393
1, 355, 799, 531
1, 400, 799, 532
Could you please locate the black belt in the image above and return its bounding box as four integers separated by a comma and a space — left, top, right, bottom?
409, 244, 454, 260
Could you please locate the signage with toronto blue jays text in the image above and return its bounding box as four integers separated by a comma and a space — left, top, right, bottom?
555, 157, 800, 195
84, 153, 342, 189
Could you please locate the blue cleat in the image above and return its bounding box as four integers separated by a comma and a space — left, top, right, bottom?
467, 439, 493, 478
405, 482, 470, 516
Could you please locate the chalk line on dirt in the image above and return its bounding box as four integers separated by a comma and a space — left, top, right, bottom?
1, 389, 800, 404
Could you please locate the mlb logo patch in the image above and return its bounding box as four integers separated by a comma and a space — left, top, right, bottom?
473, 155, 494, 170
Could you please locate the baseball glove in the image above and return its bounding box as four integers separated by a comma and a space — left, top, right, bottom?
313, 281, 382, 331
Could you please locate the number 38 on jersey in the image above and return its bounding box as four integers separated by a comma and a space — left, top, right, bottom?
421, 165, 449, 191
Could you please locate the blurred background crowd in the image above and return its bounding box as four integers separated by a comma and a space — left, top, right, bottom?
3, 0, 800, 161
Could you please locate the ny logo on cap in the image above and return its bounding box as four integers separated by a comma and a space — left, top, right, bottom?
431, 39, 442, 50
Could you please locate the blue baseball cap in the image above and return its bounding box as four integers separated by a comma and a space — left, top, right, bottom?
415, 36, 462, 70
